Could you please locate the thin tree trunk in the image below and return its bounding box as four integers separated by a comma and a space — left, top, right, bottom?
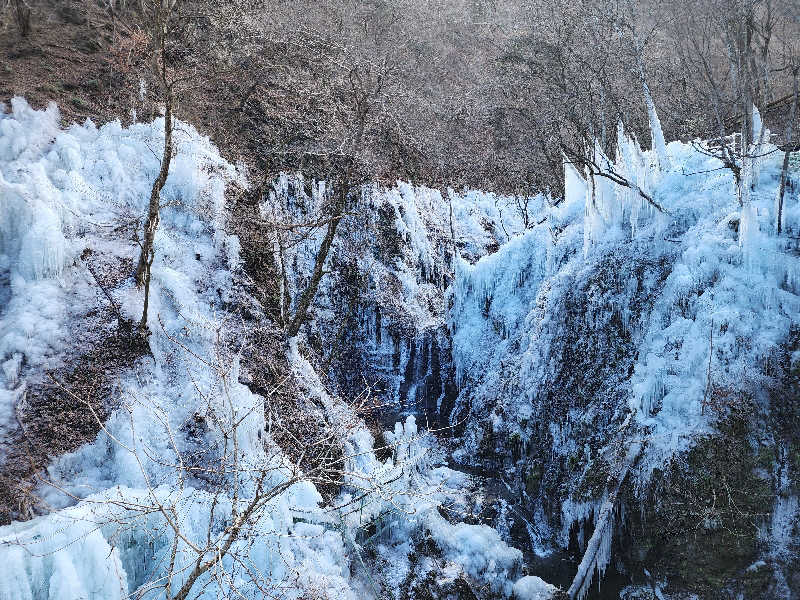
14, 0, 32, 36
136, 78, 173, 330
777, 67, 799, 235
136, 2, 177, 333
740, 10, 754, 156
271, 206, 292, 328
286, 185, 347, 338
285, 99, 369, 338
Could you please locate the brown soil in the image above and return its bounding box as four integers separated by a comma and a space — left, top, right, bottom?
0, 1, 144, 127
0, 323, 149, 524
0, 242, 150, 524
0, 1, 252, 167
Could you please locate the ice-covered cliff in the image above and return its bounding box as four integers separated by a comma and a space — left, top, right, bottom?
0, 99, 543, 600
448, 120, 800, 597
1, 92, 799, 599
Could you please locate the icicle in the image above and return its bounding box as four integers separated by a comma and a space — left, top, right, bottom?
642, 78, 671, 172
568, 497, 615, 600
752, 104, 763, 142
750, 104, 770, 190
589, 141, 622, 246
615, 120, 638, 236
564, 153, 588, 208
0, 175, 68, 281
739, 202, 762, 272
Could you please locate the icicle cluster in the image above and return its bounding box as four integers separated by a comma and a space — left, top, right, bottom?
0, 100, 71, 281
578, 118, 665, 258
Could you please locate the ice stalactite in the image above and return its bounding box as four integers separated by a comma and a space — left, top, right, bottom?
1, 507, 129, 600
753, 104, 764, 144
583, 141, 617, 258
0, 174, 69, 281
641, 77, 670, 173
561, 154, 588, 251
615, 120, 658, 237
565, 444, 640, 600
583, 125, 662, 257
750, 104, 770, 192
593, 141, 620, 228
584, 131, 653, 257
564, 155, 588, 209
739, 201, 761, 269
740, 105, 769, 208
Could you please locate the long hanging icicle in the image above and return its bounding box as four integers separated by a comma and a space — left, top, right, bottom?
564, 153, 588, 208
567, 442, 642, 600
637, 53, 671, 173
642, 79, 670, 172
750, 104, 770, 191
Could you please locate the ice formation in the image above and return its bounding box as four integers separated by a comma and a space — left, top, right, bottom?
513, 575, 557, 600
262, 170, 538, 423
641, 77, 670, 172
1, 80, 797, 598
449, 98, 800, 594
0, 99, 538, 600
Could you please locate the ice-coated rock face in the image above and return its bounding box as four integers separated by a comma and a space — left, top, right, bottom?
1, 92, 799, 599
265, 114, 800, 596
0, 100, 546, 600
263, 174, 539, 424
446, 124, 800, 595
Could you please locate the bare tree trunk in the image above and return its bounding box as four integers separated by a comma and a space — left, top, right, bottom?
721, 2, 756, 206
777, 67, 799, 235
757, 0, 775, 104
286, 184, 347, 338
136, 21, 173, 331
137, 92, 172, 331
738, 8, 754, 158
13, 0, 32, 36
285, 96, 370, 338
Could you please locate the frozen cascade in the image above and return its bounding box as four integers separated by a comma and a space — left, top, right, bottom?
0, 67, 799, 596
449, 84, 800, 595
261, 169, 538, 423
0, 99, 548, 600
582, 121, 663, 258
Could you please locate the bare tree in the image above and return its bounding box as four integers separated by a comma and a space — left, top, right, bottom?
134, 0, 179, 333
670, 0, 766, 205
12, 0, 31, 36
774, 13, 800, 235
131, 0, 238, 333
776, 66, 798, 235
121, 0, 193, 335
285, 74, 379, 338
236, 0, 425, 338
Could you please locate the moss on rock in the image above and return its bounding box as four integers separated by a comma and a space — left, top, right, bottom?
622, 402, 773, 598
